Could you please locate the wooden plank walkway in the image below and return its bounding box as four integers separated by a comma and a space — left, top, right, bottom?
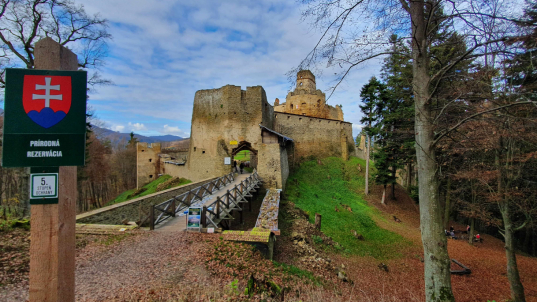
155, 173, 251, 232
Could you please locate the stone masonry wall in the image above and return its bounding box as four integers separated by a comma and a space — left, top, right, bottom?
137, 142, 161, 188
76, 177, 217, 225
274, 112, 355, 162
186, 85, 274, 182
257, 143, 284, 189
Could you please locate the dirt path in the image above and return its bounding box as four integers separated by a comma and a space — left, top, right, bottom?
1, 231, 212, 302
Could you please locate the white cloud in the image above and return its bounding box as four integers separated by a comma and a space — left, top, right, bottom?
128, 122, 147, 131
111, 125, 125, 132
163, 124, 181, 134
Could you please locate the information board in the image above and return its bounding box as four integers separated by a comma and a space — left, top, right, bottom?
2, 68, 87, 167
187, 207, 202, 231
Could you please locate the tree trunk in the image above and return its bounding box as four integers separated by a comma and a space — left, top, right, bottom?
406, 162, 412, 192
365, 125, 370, 195
444, 177, 451, 230
468, 218, 475, 246
381, 185, 386, 205
500, 203, 526, 302
392, 165, 396, 200
410, 1, 454, 301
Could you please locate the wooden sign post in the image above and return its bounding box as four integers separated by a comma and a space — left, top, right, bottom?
2, 37, 87, 302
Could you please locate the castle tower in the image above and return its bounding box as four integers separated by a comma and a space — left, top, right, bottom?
296, 70, 316, 93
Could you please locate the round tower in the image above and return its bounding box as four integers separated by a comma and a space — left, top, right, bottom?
296, 70, 316, 92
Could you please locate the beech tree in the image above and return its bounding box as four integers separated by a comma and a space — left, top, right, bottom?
0, 0, 111, 88
295, 0, 533, 300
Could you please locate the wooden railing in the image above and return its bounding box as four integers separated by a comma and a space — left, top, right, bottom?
149, 172, 235, 230
202, 172, 262, 229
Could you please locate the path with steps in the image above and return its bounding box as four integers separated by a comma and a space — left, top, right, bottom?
155, 172, 252, 232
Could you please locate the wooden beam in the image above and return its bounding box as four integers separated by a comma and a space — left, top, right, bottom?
29, 38, 78, 302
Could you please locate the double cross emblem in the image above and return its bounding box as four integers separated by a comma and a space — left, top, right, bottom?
32, 77, 62, 107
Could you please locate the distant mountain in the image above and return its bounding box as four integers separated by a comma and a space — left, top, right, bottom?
91, 125, 186, 145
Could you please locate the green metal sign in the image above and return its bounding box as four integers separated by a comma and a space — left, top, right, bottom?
2, 68, 87, 167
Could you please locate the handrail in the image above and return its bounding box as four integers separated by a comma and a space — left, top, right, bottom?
149, 171, 235, 230
202, 171, 262, 229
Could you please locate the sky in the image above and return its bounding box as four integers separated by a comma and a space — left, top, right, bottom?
79, 0, 381, 138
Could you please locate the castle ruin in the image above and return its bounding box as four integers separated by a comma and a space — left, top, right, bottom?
137, 71, 356, 190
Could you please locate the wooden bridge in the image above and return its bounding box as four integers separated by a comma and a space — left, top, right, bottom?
152, 171, 262, 232
201, 172, 263, 229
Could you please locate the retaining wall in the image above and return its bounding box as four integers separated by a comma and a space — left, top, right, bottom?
76, 177, 217, 225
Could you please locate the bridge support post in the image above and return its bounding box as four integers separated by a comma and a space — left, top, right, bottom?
150, 206, 155, 230
216, 197, 221, 220
171, 199, 176, 217
202, 206, 207, 228
239, 209, 243, 224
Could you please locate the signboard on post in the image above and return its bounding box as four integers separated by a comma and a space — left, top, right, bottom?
2, 68, 87, 167
187, 207, 202, 231
29, 166, 59, 204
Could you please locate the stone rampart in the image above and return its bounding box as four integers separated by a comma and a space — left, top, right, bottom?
274, 112, 355, 162
76, 177, 217, 225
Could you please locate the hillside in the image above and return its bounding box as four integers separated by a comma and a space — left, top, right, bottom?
92, 125, 186, 145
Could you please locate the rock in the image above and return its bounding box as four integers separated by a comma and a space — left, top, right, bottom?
378, 263, 389, 272
352, 230, 364, 240
338, 271, 349, 282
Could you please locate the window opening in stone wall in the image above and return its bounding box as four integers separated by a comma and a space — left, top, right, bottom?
300, 82, 302, 86
202, 150, 205, 154
149, 159, 152, 162
317, 100, 321, 107
149, 175, 153, 178
141, 150, 145, 152
194, 147, 197, 151
290, 104, 293, 110
302, 113, 306, 116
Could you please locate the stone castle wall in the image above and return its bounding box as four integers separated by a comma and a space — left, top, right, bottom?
274, 112, 355, 162
186, 85, 275, 182
136, 142, 161, 188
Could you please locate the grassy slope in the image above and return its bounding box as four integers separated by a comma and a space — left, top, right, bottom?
285, 157, 410, 259
107, 175, 191, 206
234, 150, 250, 161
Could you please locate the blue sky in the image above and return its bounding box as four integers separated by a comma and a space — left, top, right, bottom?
79, 0, 381, 138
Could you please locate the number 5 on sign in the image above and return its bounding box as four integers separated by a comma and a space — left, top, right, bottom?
30, 172, 58, 204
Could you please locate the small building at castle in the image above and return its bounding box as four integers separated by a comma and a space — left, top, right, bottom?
137, 71, 356, 190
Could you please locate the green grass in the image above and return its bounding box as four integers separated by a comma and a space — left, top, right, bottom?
234, 150, 250, 161
285, 157, 410, 259
106, 175, 191, 206
272, 261, 322, 285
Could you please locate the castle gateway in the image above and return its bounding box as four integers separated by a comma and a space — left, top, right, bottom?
137, 71, 357, 190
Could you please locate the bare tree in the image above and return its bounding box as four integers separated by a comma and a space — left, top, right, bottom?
294, 0, 533, 300
0, 0, 111, 88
